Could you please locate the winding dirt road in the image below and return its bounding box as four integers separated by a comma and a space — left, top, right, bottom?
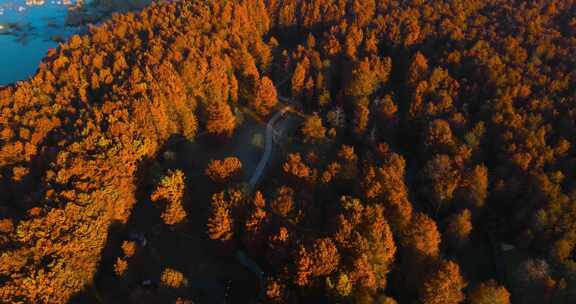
247, 105, 292, 189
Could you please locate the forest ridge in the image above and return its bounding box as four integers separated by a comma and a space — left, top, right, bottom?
0, 0, 575, 303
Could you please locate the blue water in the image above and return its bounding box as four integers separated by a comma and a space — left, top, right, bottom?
0, 1, 81, 85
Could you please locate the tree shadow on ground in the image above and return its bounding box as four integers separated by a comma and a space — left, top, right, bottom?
69, 134, 259, 304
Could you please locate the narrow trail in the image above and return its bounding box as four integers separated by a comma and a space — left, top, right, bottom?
240, 99, 293, 302
237, 66, 310, 302
248, 105, 291, 188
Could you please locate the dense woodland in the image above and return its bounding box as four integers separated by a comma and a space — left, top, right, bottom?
0, 0, 575, 303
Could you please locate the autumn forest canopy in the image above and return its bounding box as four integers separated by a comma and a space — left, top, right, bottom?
0, 0, 575, 303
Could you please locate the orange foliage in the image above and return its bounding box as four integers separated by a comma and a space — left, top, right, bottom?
114, 258, 128, 277
252, 76, 278, 115
160, 268, 188, 288
402, 213, 441, 259
205, 101, 237, 137
420, 260, 467, 304
301, 114, 326, 143
271, 186, 295, 217
151, 170, 187, 226
121, 240, 137, 258
446, 209, 473, 249
468, 280, 511, 304
205, 157, 243, 183
1, 0, 575, 302
283, 153, 312, 180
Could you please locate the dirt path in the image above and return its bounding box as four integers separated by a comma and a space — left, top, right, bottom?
248, 106, 291, 188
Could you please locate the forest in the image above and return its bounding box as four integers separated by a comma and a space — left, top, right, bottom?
0, 0, 575, 303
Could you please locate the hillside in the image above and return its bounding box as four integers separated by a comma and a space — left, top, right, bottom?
0, 0, 575, 303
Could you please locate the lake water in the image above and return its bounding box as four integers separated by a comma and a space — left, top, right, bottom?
0, 0, 151, 86
0, 0, 83, 85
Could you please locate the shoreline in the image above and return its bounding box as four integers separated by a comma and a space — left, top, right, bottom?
0, 0, 152, 86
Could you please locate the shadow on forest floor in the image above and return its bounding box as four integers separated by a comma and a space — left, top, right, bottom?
69, 133, 260, 304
